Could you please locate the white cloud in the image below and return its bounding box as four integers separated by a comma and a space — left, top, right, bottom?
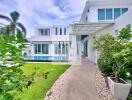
0, 0, 87, 37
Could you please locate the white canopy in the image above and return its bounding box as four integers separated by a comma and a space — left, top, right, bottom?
71, 22, 114, 35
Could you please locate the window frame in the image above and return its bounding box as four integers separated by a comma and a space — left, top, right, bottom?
106, 8, 113, 20
98, 8, 128, 21
98, 8, 105, 21
114, 8, 121, 19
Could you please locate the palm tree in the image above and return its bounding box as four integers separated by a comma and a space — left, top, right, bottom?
0, 11, 26, 37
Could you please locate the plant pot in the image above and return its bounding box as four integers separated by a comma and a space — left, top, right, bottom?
107, 77, 131, 100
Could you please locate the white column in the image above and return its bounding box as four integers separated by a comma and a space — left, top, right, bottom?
49, 43, 54, 56
88, 35, 95, 63
69, 34, 77, 61
69, 34, 81, 65
76, 35, 82, 64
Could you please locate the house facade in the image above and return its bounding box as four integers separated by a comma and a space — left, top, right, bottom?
25, 0, 132, 64
24, 25, 70, 61
69, 0, 132, 64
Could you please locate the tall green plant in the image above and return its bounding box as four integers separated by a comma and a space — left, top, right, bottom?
94, 27, 132, 82
0, 12, 33, 100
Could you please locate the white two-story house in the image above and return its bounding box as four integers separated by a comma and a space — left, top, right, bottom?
25, 0, 132, 64
69, 0, 132, 64
25, 25, 70, 61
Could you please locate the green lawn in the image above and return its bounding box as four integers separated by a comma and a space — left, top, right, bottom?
16, 63, 70, 100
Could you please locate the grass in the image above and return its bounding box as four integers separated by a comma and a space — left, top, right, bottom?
16, 63, 70, 100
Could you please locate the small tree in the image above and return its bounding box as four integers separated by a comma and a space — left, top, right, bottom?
112, 27, 132, 82
94, 34, 116, 76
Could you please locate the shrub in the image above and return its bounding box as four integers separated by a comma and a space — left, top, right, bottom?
94, 27, 132, 82
97, 55, 113, 76
0, 11, 33, 99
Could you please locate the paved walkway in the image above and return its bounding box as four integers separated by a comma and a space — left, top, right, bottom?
59, 58, 100, 100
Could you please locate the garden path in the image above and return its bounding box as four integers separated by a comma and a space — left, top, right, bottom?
59, 58, 100, 100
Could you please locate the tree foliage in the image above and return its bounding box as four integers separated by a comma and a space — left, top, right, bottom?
0, 11, 26, 36
0, 11, 33, 100
94, 27, 132, 82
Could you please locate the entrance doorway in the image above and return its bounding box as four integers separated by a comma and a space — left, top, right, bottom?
84, 40, 88, 56
81, 35, 88, 57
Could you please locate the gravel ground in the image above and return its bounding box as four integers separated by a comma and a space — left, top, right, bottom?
44, 66, 75, 100
95, 70, 116, 100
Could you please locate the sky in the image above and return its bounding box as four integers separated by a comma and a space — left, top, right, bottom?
0, 0, 87, 37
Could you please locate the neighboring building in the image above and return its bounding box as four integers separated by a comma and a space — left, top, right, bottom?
24, 25, 70, 61
25, 0, 132, 64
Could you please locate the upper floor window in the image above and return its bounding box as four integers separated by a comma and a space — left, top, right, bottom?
38, 28, 50, 36
122, 8, 128, 14
44, 29, 50, 36
55, 28, 58, 35
60, 28, 62, 35
98, 9, 105, 20
38, 29, 44, 35
106, 8, 112, 20
98, 8, 128, 21
64, 28, 66, 35
114, 8, 121, 19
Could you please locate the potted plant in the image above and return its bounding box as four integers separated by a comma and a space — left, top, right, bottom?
107, 46, 131, 100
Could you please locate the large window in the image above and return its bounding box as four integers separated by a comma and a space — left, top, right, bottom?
54, 43, 69, 55
54, 44, 61, 54
106, 8, 112, 20
34, 44, 49, 54
114, 8, 121, 19
42, 44, 48, 54
98, 9, 105, 20
38, 28, 50, 36
98, 8, 128, 21
37, 44, 41, 54
44, 29, 50, 35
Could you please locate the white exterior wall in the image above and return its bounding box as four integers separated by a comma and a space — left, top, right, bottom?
80, 0, 132, 64
24, 0, 132, 63
25, 25, 70, 58
81, 0, 132, 22
88, 5, 132, 22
